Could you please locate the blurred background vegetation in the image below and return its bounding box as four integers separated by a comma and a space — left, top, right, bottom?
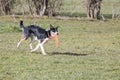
0, 0, 120, 19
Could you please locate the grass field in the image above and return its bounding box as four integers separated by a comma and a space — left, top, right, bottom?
0, 18, 120, 80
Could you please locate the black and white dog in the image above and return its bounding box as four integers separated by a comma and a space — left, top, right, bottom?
17, 20, 58, 55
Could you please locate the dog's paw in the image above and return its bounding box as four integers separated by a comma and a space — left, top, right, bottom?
31, 50, 35, 53
42, 52, 47, 55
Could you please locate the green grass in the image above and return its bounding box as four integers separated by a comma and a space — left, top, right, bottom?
0, 18, 120, 80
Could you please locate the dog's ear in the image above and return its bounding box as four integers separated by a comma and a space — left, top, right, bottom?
56, 26, 60, 29
50, 24, 54, 29
55, 26, 58, 30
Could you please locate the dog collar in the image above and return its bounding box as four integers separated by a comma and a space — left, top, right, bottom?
46, 30, 51, 38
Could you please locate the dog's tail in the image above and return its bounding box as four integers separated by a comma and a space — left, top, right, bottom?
20, 20, 25, 29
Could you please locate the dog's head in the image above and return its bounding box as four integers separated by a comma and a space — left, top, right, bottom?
49, 24, 59, 37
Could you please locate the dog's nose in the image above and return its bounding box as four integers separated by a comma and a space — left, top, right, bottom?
57, 33, 59, 35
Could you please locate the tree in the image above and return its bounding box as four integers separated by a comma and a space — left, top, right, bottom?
0, 0, 15, 15
28, 0, 61, 17
32, 0, 47, 16
0, 0, 62, 17
86, 0, 102, 20
46, 0, 62, 17
112, 1, 120, 19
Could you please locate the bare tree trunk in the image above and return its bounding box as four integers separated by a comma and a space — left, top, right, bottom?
19, 0, 26, 18
27, 0, 33, 16
32, 0, 61, 17
86, 0, 91, 18
47, 0, 62, 17
32, 0, 46, 16
86, 0, 102, 20
0, 0, 5, 15
0, 0, 14, 15
94, 0, 101, 19
112, 2, 120, 19
39, 0, 46, 16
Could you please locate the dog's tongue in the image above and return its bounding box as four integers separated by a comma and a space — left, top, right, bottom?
55, 35, 59, 47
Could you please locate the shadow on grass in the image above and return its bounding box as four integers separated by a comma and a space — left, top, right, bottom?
52, 52, 88, 56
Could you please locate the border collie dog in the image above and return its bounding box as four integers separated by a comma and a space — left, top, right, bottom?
17, 20, 58, 55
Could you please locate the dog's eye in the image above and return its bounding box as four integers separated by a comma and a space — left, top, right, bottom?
51, 29, 55, 32
52, 30, 55, 32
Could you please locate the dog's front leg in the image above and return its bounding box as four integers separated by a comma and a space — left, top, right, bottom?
39, 38, 49, 55
39, 44, 46, 55
31, 38, 48, 55
31, 42, 40, 53
31, 42, 46, 55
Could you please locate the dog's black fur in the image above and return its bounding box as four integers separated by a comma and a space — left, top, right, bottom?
20, 20, 58, 42
17, 20, 58, 55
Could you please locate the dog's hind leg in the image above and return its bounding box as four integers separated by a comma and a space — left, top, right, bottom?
29, 35, 35, 50
17, 37, 26, 48
29, 39, 35, 50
